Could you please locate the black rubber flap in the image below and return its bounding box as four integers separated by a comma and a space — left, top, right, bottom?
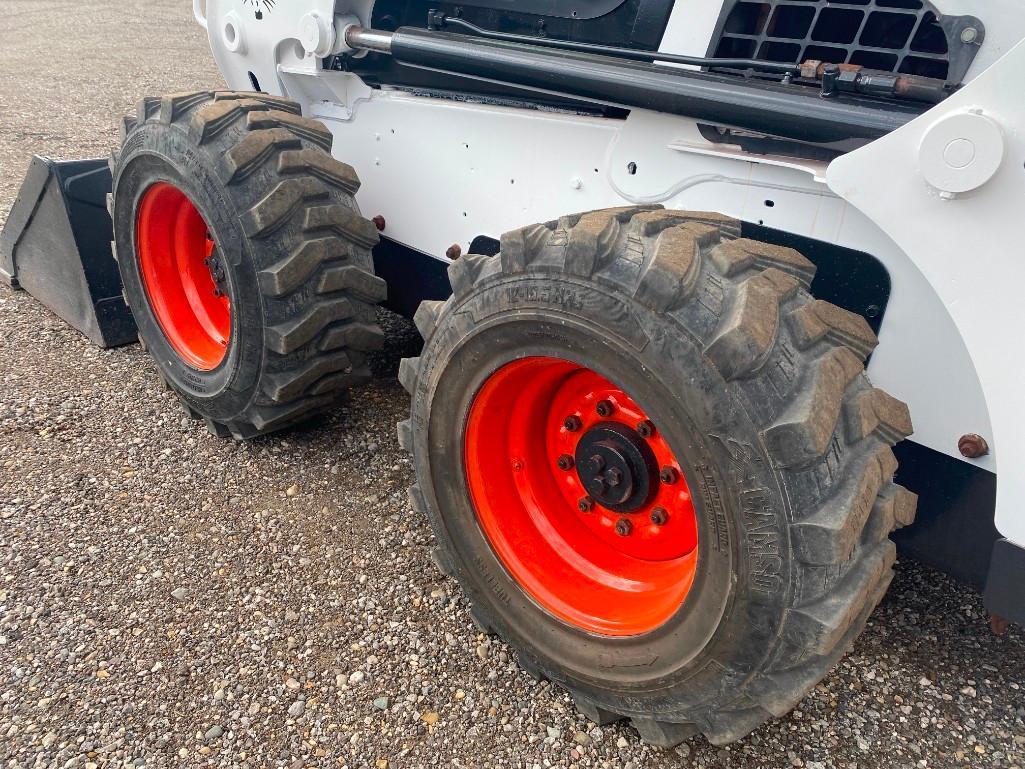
984, 539, 1025, 626
0, 156, 136, 348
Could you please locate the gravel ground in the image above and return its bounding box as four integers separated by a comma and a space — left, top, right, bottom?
1, 2, 1023, 767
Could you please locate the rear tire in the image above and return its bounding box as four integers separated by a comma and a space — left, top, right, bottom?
398, 207, 918, 745
112, 91, 385, 438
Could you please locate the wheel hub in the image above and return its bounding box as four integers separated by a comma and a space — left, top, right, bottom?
575, 422, 657, 512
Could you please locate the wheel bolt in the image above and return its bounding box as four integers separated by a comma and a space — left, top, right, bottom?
636, 420, 656, 439
650, 507, 669, 526
590, 454, 606, 471
660, 466, 679, 484
615, 518, 632, 536
606, 467, 623, 487
564, 415, 582, 432
557, 454, 574, 471
578, 496, 594, 513
596, 400, 614, 417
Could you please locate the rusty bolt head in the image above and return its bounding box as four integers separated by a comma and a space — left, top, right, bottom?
615, 518, 632, 536
650, 507, 669, 526
660, 466, 679, 485
578, 496, 594, 513
596, 400, 614, 418
557, 454, 574, 471
371, 215, 386, 231
990, 613, 1010, 636
563, 415, 582, 432
445, 243, 462, 260
606, 467, 623, 488
958, 433, 989, 458
636, 420, 656, 439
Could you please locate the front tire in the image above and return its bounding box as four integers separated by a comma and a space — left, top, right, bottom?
112, 91, 385, 438
398, 207, 917, 745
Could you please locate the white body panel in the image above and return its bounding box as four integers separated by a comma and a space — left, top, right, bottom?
828, 39, 1025, 546
200, 0, 1022, 546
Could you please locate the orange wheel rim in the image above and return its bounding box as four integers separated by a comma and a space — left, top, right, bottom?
136, 182, 230, 370
464, 357, 699, 636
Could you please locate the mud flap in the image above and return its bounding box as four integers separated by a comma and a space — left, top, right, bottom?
0, 156, 135, 347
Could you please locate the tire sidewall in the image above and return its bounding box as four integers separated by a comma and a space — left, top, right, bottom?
413, 270, 794, 718
114, 123, 264, 417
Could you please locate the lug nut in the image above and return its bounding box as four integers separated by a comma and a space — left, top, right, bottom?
650, 507, 669, 526
615, 518, 632, 536
371, 215, 386, 231
606, 467, 623, 487
578, 496, 594, 513
596, 399, 614, 417
958, 433, 989, 458
564, 415, 582, 432
557, 454, 574, 471
636, 420, 655, 439
660, 466, 679, 484
590, 454, 606, 471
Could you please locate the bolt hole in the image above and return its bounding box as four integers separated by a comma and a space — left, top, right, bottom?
757, 219, 764, 225
462, 212, 467, 217
764, 199, 775, 207
594, 168, 599, 173
224, 22, 237, 45
510, 179, 515, 184
627, 162, 637, 175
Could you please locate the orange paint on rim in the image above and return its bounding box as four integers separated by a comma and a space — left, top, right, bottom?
464, 357, 699, 636
136, 182, 229, 370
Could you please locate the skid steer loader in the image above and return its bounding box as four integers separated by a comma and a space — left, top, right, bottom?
3, 0, 1023, 748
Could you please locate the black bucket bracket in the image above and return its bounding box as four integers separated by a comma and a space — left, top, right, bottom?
1, 156, 136, 348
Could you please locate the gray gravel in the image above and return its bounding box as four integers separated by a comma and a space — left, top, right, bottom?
1, 1, 1023, 767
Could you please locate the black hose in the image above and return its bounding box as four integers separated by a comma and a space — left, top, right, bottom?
389, 27, 923, 144
435, 14, 799, 76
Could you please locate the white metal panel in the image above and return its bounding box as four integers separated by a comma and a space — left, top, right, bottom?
932, 0, 1025, 80
657, 0, 725, 58
306, 94, 994, 484
311, 91, 622, 255
828, 39, 1025, 545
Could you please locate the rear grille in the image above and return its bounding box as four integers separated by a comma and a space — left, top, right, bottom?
711, 0, 971, 82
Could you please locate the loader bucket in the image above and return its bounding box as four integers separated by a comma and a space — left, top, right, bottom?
0, 156, 135, 348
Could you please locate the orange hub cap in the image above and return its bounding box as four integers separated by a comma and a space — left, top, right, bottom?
465, 357, 699, 636
136, 182, 230, 370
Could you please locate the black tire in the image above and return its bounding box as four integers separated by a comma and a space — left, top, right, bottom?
111, 91, 385, 438
397, 207, 918, 746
